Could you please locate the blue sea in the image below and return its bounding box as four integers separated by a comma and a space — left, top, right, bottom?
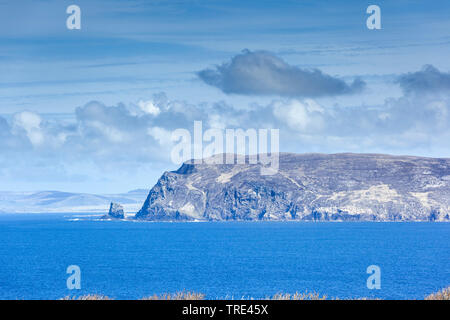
0, 214, 448, 300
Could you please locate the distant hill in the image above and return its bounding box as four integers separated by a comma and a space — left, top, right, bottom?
0, 189, 148, 214
136, 153, 450, 221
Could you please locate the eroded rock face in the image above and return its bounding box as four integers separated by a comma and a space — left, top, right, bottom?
106, 202, 125, 219
135, 153, 450, 221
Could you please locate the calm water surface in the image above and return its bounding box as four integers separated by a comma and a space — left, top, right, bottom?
0, 214, 448, 299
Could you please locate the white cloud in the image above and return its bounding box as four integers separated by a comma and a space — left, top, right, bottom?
273, 99, 325, 132
138, 100, 161, 116
2, 91, 449, 160
12, 111, 44, 146
147, 126, 172, 146
1, 87, 450, 192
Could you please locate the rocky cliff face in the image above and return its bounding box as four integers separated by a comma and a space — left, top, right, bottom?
135, 153, 450, 221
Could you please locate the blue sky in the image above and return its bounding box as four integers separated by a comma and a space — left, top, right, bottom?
0, 0, 450, 193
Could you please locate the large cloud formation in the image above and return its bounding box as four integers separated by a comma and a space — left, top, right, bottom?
1, 65, 450, 191
397, 64, 450, 94
1, 89, 449, 167
198, 50, 365, 97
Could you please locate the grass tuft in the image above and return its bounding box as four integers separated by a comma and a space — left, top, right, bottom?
61, 294, 112, 300
141, 291, 205, 300
268, 291, 327, 300
425, 287, 450, 300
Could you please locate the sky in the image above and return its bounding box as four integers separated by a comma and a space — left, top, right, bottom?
0, 0, 450, 193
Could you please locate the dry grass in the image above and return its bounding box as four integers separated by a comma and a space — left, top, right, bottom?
61, 294, 112, 300
141, 291, 205, 300
268, 292, 327, 300
334, 297, 381, 300
425, 287, 450, 300
58, 288, 450, 300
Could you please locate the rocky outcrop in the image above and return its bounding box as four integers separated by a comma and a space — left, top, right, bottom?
135, 153, 450, 221
104, 202, 125, 219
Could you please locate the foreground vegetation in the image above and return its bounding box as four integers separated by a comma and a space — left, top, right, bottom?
424, 287, 450, 300
61, 287, 449, 300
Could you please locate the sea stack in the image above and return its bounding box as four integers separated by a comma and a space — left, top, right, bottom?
105, 202, 125, 219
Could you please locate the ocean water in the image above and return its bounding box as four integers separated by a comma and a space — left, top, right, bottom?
0, 214, 448, 300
